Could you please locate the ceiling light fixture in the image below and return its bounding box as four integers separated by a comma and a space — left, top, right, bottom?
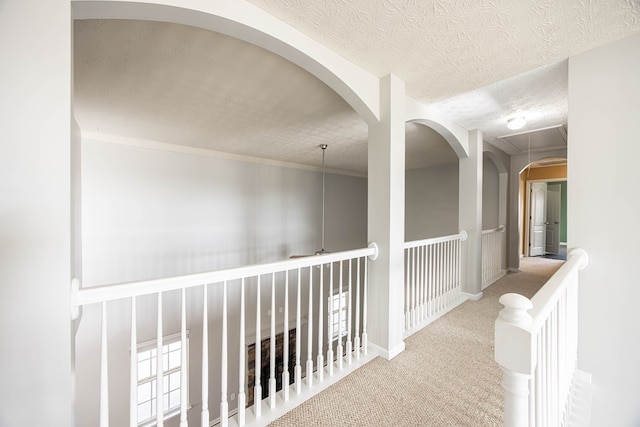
507, 116, 526, 130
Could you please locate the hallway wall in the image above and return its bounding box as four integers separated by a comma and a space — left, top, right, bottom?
82, 137, 367, 286
569, 33, 640, 427
405, 163, 459, 241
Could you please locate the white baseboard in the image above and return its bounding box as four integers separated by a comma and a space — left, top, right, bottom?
368, 341, 405, 361
461, 291, 483, 301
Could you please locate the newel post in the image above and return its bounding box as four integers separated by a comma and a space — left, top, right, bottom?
495, 293, 535, 427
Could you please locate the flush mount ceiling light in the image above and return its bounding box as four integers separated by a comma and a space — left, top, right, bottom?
507, 116, 526, 130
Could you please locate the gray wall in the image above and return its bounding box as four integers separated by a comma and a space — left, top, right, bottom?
482, 158, 499, 230
405, 163, 459, 241
77, 138, 367, 425
569, 33, 640, 427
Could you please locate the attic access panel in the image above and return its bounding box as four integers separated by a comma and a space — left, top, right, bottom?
498, 125, 567, 154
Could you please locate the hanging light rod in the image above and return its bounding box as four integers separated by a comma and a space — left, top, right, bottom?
317, 144, 328, 255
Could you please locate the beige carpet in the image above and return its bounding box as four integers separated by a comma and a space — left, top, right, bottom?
268, 257, 564, 427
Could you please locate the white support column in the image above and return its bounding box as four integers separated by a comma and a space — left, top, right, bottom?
459, 129, 483, 298
367, 73, 406, 360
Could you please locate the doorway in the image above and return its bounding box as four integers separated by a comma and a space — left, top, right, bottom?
524, 179, 567, 259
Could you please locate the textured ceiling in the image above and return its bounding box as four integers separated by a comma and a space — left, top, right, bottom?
248, 0, 640, 103
74, 1, 640, 174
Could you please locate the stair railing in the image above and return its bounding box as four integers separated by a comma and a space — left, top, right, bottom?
403, 231, 467, 336
495, 248, 589, 427
481, 225, 506, 289
72, 243, 378, 427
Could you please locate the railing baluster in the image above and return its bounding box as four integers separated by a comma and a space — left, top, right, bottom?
220, 282, 229, 427
238, 279, 246, 426
180, 289, 188, 427
295, 269, 302, 394
269, 273, 276, 409
420, 246, 425, 322
337, 261, 344, 370
283, 272, 290, 402
317, 263, 324, 382
306, 266, 314, 387
346, 259, 353, 366
130, 297, 137, 427
411, 247, 416, 328
363, 256, 368, 355
404, 248, 410, 331
327, 262, 334, 376
201, 286, 209, 426
354, 257, 361, 361
254, 276, 261, 418
100, 301, 109, 427
156, 292, 164, 427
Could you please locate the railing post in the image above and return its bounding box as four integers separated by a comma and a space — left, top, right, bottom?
495, 293, 535, 427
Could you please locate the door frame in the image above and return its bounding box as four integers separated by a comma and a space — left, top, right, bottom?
524, 178, 567, 257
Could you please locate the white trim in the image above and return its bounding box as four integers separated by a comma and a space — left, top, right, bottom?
81, 131, 366, 178
368, 341, 405, 361
137, 331, 187, 353
461, 291, 483, 301
524, 178, 566, 257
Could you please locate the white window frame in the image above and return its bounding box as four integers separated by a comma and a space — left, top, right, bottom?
328, 291, 348, 342
135, 331, 189, 427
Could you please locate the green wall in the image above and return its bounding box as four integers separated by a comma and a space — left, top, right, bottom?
550, 181, 568, 242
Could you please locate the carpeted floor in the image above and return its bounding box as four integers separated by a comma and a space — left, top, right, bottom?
268, 257, 564, 427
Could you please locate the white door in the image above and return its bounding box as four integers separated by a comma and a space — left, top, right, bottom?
529, 182, 547, 256
545, 183, 561, 255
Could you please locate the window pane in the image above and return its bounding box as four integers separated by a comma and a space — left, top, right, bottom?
169, 371, 180, 391
168, 349, 181, 370
150, 397, 156, 417
138, 349, 151, 362
169, 390, 181, 409
151, 357, 157, 376
138, 401, 151, 423
168, 341, 181, 352
138, 382, 151, 404
163, 393, 170, 412
151, 379, 157, 398
163, 374, 169, 393
162, 352, 169, 372
138, 359, 151, 380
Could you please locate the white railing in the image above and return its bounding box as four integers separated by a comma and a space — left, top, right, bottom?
403, 231, 467, 336
495, 248, 589, 427
72, 244, 378, 427
482, 225, 506, 289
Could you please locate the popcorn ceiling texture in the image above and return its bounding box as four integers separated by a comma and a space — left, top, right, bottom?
74, 20, 455, 175
74, 1, 640, 173
248, 0, 640, 103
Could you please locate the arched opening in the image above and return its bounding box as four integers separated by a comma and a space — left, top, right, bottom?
404, 121, 460, 240
73, 10, 375, 426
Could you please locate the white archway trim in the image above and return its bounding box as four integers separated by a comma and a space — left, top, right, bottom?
483, 150, 508, 174
405, 96, 469, 158
72, 0, 380, 124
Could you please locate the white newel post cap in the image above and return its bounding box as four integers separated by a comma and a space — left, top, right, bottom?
495, 293, 535, 375
498, 293, 533, 326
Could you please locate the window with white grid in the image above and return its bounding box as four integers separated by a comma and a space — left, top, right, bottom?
136, 332, 188, 426
328, 291, 348, 341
